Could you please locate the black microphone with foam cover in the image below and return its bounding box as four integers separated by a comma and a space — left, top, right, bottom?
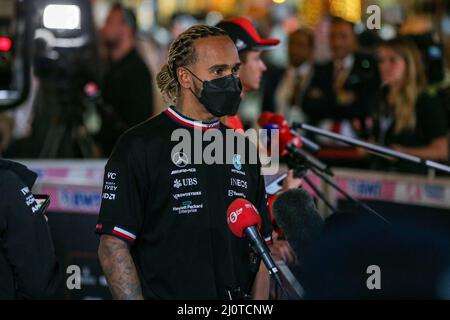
272, 188, 324, 267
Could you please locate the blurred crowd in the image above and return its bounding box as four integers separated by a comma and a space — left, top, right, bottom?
0, 2, 449, 175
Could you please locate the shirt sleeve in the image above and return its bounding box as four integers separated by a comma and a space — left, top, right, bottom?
96, 134, 148, 245
1, 171, 61, 299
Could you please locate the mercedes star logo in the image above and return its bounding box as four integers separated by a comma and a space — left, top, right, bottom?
172, 152, 189, 168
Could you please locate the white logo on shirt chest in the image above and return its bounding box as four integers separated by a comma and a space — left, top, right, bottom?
174, 178, 198, 189
172, 152, 189, 168
230, 178, 247, 189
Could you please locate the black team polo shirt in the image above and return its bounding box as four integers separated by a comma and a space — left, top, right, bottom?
96, 106, 272, 299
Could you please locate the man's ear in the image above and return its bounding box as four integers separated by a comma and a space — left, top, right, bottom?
177, 67, 192, 89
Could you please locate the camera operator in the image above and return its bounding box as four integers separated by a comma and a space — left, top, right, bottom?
97, 4, 154, 157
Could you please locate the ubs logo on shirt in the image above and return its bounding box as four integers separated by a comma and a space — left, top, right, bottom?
173, 178, 198, 189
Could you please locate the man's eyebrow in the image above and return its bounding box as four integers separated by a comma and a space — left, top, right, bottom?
208, 64, 229, 72
208, 63, 241, 72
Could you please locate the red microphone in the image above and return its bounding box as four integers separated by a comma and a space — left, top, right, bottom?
227, 198, 261, 237
257, 112, 330, 174
257, 111, 276, 128
257, 112, 303, 155
269, 114, 303, 153
227, 198, 282, 285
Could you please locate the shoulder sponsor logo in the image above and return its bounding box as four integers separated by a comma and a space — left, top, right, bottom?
107, 172, 117, 180
102, 193, 116, 200
103, 172, 118, 199
174, 178, 198, 189
172, 152, 189, 168
230, 177, 247, 189
104, 183, 117, 191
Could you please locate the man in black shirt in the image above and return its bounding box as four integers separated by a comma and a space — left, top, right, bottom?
98, 4, 153, 156
96, 25, 272, 300
0, 159, 60, 299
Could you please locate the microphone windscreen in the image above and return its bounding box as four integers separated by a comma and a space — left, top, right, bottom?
270, 114, 289, 128
272, 188, 324, 256
257, 112, 275, 127
227, 198, 262, 238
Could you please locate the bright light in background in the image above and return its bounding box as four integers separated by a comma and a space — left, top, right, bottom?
330, 0, 361, 23
43, 5, 81, 30
272, 0, 287, 3
0, 37, 12, 51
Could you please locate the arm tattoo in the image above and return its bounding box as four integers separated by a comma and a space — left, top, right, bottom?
98, 235, 144, 300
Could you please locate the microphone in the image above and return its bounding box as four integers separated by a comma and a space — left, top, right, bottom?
258, 112, 331, 175
292, 121, 450, 174
258, 112, 321, 153
227, 198, 283, 286
285, 144, 333, 176
272, 188, 324, 260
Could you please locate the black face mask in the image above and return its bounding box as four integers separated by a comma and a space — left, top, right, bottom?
186, 68, 242, 117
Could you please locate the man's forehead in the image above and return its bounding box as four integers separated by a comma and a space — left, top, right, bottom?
193, 36, 239, 62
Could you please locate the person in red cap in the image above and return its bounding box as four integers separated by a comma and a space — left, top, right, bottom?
218, 18, 303, 282
216, 17, 280, 130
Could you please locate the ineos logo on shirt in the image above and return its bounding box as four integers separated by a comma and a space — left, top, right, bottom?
230, 178, 247, 189
174, 178, 198, 189
172, 152, 189, 168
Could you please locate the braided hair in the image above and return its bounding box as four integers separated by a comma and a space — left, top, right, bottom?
156, 25, 228, 103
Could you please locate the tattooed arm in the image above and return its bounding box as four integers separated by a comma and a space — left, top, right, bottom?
98, 235, 144, 300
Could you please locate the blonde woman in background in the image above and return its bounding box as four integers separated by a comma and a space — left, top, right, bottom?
372, 38, 448, 173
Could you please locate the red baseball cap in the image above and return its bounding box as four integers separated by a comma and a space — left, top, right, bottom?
216, 17, 280, 52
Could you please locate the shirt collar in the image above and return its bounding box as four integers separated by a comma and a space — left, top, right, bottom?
165, 106, 220, 130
